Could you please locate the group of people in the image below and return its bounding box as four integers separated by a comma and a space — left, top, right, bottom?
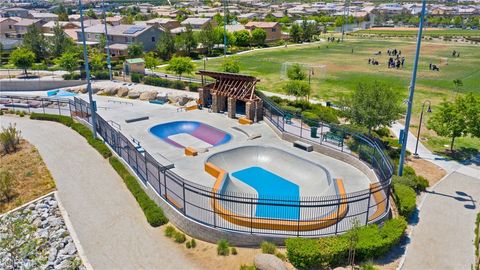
327, 37, 339, 43
368, 58, 380, 65
387, 49, 401, 57
388, 56, 405, 69
452, 50, 461, 58
429, 63, 440, 71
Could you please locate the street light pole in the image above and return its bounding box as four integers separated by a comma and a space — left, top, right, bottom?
79, 0, 97, 139
398, 0, 427, 176
413, 100, 431, 158
223, 0, 228, 56
101, 0, 113, 80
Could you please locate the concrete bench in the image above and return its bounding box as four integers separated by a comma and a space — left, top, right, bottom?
239, 117, 253, 125
125, 116, 149, 123
184, 147, 198, 156
293, 140, 313, 152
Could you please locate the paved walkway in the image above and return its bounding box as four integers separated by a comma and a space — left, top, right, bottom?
402, 171, 480, 270
390, 122, 480, 269
2, 116, 199, 270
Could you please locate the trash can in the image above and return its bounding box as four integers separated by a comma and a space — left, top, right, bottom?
310, 127, 318, 138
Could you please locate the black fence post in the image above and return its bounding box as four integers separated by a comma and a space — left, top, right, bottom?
182, 182, 186, 214
57, 100, 61, 115
164, 173, 168, 199
41, 99, 45, 114
144, 156, 149, 183
365, 187, 372, 225
250, 197, 253, 233
334, 197, 341, 234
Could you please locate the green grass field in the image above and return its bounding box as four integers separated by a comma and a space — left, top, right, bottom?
159, 38, 480, 153
352, 29, 480, 38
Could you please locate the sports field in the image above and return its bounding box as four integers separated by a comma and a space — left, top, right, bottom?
352, 28, 480, 38
161, 38, 480, 152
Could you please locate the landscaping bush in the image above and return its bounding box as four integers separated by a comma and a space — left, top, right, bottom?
302, 111, 320, 127
393, 175, 429, 192
0, 123, 22, 154
361, 260, 378, 270
131, 72, 144, 83
171, 80, 185, 90
32, 63, 47, 70
174, 232, 186, 243
0, 170, 15, 202
239, 265, 256, 270
109, 157, 168, 227
393, 183, 417, 218
188, 83, 199, 92
92, 71, 110, 80
190, 239, 197, 248
186, 241, 192, 248
30, 113, 73, 127
62, 73, 81, 80
217, 239, 230, 256
165, 225, 176, 237
286, 218, 407, 269
261, 241, 277, 254
231, 247, 238, 255
275, 252, 287, 261
70, 123, 112, 158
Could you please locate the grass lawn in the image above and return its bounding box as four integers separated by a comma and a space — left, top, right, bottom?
159, 38, 480, 153
0, 139, 55, 213
352, 28, 480, 38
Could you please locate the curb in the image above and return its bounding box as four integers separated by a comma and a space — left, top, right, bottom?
55, 192, 94, 270
0, 190, 56, 218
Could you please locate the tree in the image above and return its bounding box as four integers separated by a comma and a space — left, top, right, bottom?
344, 81, 403, 134
55, 4, 69, 21
428, 94, 480, 151
50, 22, 74, 57
55, 51, 78, 74
301, 20, 317, 42
199, 23, 221, 55
251, 28, 267, 46
9, 47, 35, 76
85, 8, 97, 19
222, 58, 240, 73
283, 80, 311, 100
89, 51, 106, 71
127, 42, 144, 58
166, 56, 194, 78
233, 30, 251, 47
290, 23, 302, 43
287, 64, 307, 81
157, 29, 176, 60
175, 24, 197, 56
144, 52, 160, 69
22, 25, 47, 62
347, 219, 361, 269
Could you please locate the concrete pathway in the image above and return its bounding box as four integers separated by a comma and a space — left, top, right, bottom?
402, 171, 480, 270
1, 116, 199, 270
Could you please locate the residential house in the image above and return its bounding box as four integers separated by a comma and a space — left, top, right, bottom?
106, 16, 123, 26
0, 8, 30, 18
77, 24, 164, 58
41, 21, 80, 40
244, 21, 282, 42
12, 18, 44, 38
0, 17, 20, 38
181, 17, 216, 30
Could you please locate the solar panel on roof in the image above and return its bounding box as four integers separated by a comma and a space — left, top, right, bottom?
123, 26, 146, 34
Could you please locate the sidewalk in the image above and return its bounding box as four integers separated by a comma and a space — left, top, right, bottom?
2, 116, 198, 270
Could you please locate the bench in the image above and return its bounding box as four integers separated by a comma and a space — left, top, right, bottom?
322, 132, 343, 146
125, 116, 149, 123
149, 99, 167, 105
184, 147, 198, 156
239, 117, 253, 125
293, 140, 313, 152
285, 114, 293, 125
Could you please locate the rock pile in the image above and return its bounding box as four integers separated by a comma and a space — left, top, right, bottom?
0, 194, 85, 270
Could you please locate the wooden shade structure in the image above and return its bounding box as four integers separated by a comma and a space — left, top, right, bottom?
197, 70, 263, 122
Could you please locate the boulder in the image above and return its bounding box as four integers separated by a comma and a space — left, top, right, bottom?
139, 91, 157, 101
254, 254, 287, 270
91, 86, 101, 94
105, 87, 118, 96
178, 96, 191, 106
78, 87, 88, 94
128, 91, 140, 99
117, 87, 129, 97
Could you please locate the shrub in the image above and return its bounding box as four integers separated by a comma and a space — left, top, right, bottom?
186, 241, 192, 248
239, 265, 256, 270
217, 239, 230, 256
171, 80, 185, 90
188, 83, 199, 92
231, 247, 238, 255
275, 252, 287, 261
70, 123, 112, 158
0, 170, 15, 202
109, 157, 168, 227
165, 225, 176, 237
92, 71, 110, 80
62, 73, 81, 80
174, 232, 186, 243
374, 127, 391, 138
393, 175, 429, 193
0, 123, 22, 154
286, 218, 407, 269
261, 241, 276, 254
131, 72, 144, 83
361, 260, 378, 270
403, 165, 416, 177
302, 111, 320, 127
30, 113, 73, 126
190, 239, 197, 248
393, 183, 417, 218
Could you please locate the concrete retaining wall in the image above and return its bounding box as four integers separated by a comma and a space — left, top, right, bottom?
0, 79, 86, 92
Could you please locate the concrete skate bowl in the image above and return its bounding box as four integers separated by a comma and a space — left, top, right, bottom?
205, 146, 348, 231
149, 121, 232, 149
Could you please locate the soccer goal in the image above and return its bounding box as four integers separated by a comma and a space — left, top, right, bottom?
280, 62, 327, 80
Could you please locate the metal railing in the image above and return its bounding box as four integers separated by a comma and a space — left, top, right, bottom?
4, 94, 393, 237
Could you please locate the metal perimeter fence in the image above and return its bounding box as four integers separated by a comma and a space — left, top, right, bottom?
1, 94, 393, 237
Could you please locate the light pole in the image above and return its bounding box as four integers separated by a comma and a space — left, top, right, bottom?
101, 0, 113, 80
413, 100, 431, 158
223, 0, 228, 56
203, 56, 208, 70
398, 0, 427, 176
79, 0, 98, 139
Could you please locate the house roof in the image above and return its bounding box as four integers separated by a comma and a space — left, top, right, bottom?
245, 21, 279, 28
15, 19, 42, 26
29, 12, 58, 19
109, 43, 129, 50
126, 58, 145, 63
42, 21, 80, 28
181, 17, 211, 26
77, 24, 153, 36
146, 18, 177, 24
